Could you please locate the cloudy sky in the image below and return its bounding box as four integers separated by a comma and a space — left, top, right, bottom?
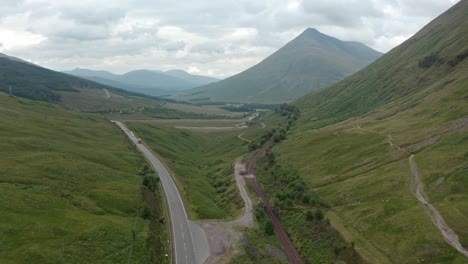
0, 0, 459, 78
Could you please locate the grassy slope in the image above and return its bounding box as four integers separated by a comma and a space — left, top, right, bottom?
0, 94, 152, 263
277, 71, 467, 263
275, 2, 468, 263
125, 122, 247, 219
175, 29, 380, 104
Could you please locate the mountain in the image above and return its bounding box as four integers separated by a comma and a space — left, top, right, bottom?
0, 54, 174, 112
63, 67, 118, 80
164, 69, 220, 86
0, 52, 34, 65
175, 28, 382, 104
268, 1, 467, 263
64, 68, 219, 96
0, 56, 101, 103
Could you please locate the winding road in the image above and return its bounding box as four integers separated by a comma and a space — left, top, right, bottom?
112, 121, 209, 264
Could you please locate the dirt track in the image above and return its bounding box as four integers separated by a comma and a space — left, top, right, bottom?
237, 133, 252, 143
200, 163, 254, 264
409, 155, 468, 257
225, 163, 253, 227
358, 124, 468, 257
103, 88, 111, 99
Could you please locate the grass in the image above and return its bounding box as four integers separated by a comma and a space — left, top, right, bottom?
274, 59, 468, 262
269, 4, 468, 262
164, 102, 246, 118
122, 118, 243, 128
125, 122, 248, 220
0, 93, 165, 263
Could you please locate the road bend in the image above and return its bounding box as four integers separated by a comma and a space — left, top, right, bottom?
113, 121, 208, 264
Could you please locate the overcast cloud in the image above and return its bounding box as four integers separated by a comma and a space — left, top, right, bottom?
0, 0, 459, 78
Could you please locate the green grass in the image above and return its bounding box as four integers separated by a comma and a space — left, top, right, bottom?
273, 62, 468, 263
273, 70, 467, 262
164, 102, 246, 118
0, 94, 160, 263
270, 4, 468, 262
126, 122, 248, 220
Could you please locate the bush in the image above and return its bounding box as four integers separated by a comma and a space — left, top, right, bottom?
418, 54, 442, 68
255, 207, 266, 221
305, 210, 314, 221
141, 204, 151, 219
143, 175, 159, 192
264, 219, 274, 236
315, 209, 324, 221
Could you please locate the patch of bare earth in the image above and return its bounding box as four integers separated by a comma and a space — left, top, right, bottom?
199, 163, 255, 264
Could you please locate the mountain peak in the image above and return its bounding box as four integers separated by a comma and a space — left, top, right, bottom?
175, 29, 381, 103
303, 28, 320, 34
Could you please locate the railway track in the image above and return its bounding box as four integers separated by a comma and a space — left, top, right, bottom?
247, 142, 304, 264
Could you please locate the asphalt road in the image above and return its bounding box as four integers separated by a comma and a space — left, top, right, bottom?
113, 121, 209, 264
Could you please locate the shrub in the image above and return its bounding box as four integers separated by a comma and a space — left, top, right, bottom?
418, 54, 442, 68
143, 175, 159, 192
315, 209, 324, 221
264, 219, 274, 235
305, 210, 314, 221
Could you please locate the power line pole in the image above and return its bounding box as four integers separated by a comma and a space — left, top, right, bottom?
9, 86, 12, 96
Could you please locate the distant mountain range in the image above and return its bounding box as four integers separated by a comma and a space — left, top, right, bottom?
0, 52, 178, 113
0, 53, 109, 103
175, 28, 382, 104
64, 68, 219, 96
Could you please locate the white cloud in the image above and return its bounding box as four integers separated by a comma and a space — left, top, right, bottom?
0, 0, 460, 78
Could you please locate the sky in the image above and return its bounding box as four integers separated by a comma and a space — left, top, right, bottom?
0, 0, 460, 78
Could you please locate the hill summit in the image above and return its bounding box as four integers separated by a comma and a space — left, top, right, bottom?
175, 28, 381, 104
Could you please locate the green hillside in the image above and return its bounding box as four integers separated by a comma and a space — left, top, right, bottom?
0, 55, 162, 108
175, 28, 381, 104
0, 55, 229, 117
266, 1, 468, 263
0, 93, 168, 263
293, 2, 468, 130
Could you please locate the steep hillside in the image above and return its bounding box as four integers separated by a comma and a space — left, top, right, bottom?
0, 93, 166, 263
268, 1, 467, 263
0, 55, 207, 114
0, 57, 92, 102
0, 55, 160, 104
293, 2, 468, 130
175, 28, 381, 104
64, 68, 219, 95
